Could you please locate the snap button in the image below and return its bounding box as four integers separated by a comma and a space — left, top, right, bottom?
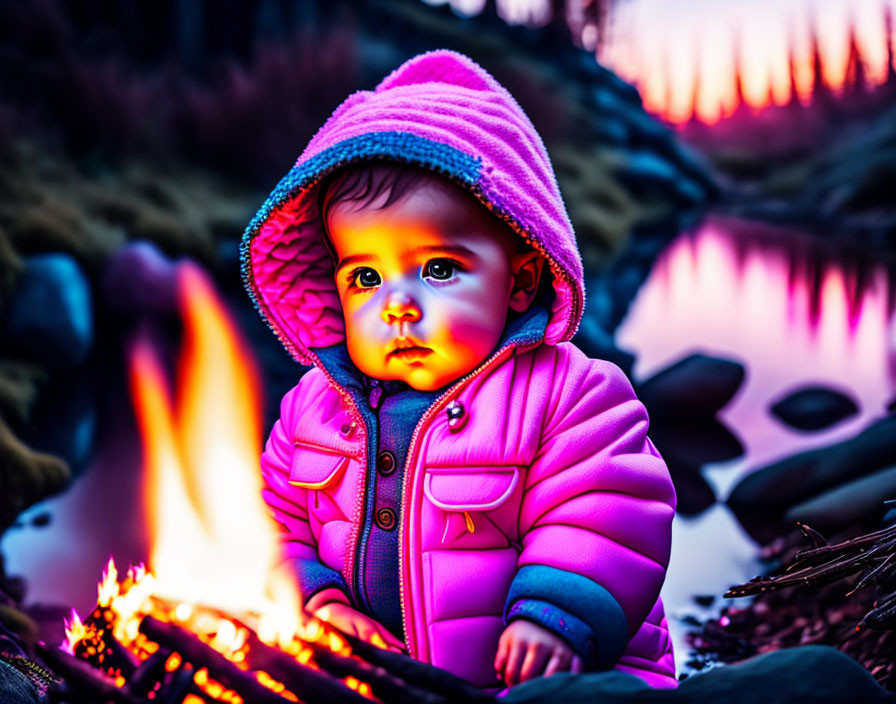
375, 507, 397, 531
339, 421, 356, 437
446, 400, 468, 432
377, 451, 396, 476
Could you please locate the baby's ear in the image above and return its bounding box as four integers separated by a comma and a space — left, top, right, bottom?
508, 252, 545, 313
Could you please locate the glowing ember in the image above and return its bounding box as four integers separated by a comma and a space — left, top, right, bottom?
59, 558, 381, 702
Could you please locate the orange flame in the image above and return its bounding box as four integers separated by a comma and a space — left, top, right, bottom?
63, 260, 380, 701
97, 558, 119, 607
62, 609, 87, 654
128, 261, 301, 643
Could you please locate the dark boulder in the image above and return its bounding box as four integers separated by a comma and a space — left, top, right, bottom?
785, 465, 896, 532
770, 385, 859, 431
728, 415, 896, 539
637, 354, 745, 419
1, 254, 93, 368
503, 646, 893, 704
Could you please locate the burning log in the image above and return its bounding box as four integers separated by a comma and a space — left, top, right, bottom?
125, 648, 170, 698
37, 642, 144, 704
235, 618, 493, 704
141, 613, 496, 704
52, 558, 500, 704
71, 605, 141, 680
336, 629, 493, 702
140, 615, 366, 704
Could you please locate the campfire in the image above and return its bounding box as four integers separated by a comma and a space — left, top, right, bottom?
42, 263, 491, 704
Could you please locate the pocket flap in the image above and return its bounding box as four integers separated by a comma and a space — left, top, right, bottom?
290, 443, 349, 489
424, 466, 520, 511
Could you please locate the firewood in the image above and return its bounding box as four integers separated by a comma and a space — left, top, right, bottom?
37, 642, 145, 704
238, 624, 458, 704
125, 648, 169, 697
139, 616, 367, 704
337, 629, 494, 702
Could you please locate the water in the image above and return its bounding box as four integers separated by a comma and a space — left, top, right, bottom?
617, 217, 896, 673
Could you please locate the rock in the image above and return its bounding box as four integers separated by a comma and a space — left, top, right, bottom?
785, 466, 896, 532
883, 499, 896, 525
0, 227, 24, 311
616, 150, 706, 206
591, 116, 629, 145
770, 385, 859, 431
100, 241, 179, 313
630, 355, 746, 517
28, 512, 50, 528
571, 314, 635, 378
1, 253, 93, 368
727, 446, 826, 519
649, 420, 744, 468
502, 646, 893, 703
728, 415, 896, 540
0, 360, 46, 425
729, 415, 896, 513
665, 458, 717, 517
19, 369, 96, 478
637, 354, 745, 419
0, 417, 70, 530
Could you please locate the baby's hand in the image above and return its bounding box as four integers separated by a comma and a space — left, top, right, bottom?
307, 590, 406, 653
494, 620, 584, 686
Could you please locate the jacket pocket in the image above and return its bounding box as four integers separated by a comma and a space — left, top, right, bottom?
289, 442, 350, 490
423, 465, 520, 512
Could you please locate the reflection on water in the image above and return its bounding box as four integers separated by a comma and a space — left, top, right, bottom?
616, 216, 896, 672
620, 217, 895, 479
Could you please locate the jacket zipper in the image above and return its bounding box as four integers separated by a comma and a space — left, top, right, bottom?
302, 354, 369, 607
245, 214, 578, 649
396, 334, 543, 659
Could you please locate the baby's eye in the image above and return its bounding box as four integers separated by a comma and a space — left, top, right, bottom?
352, 267, 381, 288
423, 259, 459, 281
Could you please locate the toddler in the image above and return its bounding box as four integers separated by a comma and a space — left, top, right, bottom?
241, 50, 677, 689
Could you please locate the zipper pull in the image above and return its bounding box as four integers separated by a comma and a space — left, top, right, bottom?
369, 379, 383, 410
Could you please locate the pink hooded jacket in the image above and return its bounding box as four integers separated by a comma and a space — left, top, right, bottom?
241, 50, 677, 689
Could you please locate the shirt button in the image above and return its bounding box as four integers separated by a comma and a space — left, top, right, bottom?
377, 451, 396, 476
375, 507, 397, 531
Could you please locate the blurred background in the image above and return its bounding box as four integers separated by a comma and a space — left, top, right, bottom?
1, 0, 894, 690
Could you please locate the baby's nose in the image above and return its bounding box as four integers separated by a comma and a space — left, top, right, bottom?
381, 291, 421, 324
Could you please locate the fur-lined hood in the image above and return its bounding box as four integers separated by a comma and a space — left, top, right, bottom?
240, 49, 585, 367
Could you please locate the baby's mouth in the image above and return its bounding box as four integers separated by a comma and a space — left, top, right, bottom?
387, 338, 432, 362
388, 346, 433, 361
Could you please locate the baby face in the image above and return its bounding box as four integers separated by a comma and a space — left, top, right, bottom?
326, 173, 524, 391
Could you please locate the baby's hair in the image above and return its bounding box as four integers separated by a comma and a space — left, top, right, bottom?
318, 161, 527, 262
317, 161, 550, 315
319, 162, 424, 223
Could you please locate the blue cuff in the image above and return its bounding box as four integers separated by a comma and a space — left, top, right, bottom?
505, 565, 629, 669
293, 558, 352, 604
506, 598, 595, 663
